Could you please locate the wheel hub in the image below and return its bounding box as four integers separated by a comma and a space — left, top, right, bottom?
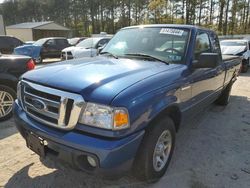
153, 130, 172, 172
0, 91, 14, 118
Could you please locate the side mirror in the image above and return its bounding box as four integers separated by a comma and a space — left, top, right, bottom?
193, 53, 220, 69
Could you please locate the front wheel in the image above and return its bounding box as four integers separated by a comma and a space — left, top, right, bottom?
133, 117, 176, 182
0, 85, 16, 121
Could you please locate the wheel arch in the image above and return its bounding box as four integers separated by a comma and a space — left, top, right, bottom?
148, 104, 182, 132
0, 73, 18, 91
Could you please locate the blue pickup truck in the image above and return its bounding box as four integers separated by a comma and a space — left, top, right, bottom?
14, 25, 241, 182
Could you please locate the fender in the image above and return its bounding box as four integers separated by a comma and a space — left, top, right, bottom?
0, 73, 18, 90
129, 87, 181, 134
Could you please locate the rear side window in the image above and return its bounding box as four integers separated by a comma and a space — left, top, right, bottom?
56, 39, 68, 46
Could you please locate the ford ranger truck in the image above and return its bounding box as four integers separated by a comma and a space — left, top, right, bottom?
14, 25, 241, 182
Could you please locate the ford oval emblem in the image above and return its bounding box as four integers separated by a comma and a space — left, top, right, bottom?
32, 99, 46, 111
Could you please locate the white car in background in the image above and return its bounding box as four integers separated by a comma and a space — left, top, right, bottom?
61, 37, 111, 60
220, 39, 250, 73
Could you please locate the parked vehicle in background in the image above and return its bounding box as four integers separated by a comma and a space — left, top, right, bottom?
0, 36, 23, 54
220, 39, 250, 73
61, 37, 111, 60
24, 41, 35, 45
68, 37, 87, 46
0, 54, 35, 121
14, 37, 70, 64
14, 25, 241, 182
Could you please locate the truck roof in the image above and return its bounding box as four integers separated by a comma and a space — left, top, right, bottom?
40, 37, 67, 40
122, 24, 214, 32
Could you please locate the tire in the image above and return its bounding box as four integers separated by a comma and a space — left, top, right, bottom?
36, 55, 43, 64
0, 85, 16, 121
241, 59, 249, 73
215, 82, 233, 106
133, 117, 176, 182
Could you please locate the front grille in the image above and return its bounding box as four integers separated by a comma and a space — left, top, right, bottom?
19, 80, 84, 130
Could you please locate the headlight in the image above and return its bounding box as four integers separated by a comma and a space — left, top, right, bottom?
78, 103, 130, 130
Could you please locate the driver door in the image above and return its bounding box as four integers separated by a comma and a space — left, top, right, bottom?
190, 31, 221, 107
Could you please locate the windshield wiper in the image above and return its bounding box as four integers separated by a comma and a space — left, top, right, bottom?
100, 51, 118, 59
124, 53, 169, 64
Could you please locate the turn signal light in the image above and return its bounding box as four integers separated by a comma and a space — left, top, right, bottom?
26, 59, 36, 70
114, 110, 129, 129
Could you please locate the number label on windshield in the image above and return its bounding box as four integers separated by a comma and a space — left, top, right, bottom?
160, 28, 184, 36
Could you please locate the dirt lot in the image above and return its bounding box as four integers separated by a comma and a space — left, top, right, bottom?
1, 72, 250, 188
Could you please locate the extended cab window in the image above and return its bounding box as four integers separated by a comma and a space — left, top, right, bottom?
194, 32, 211, 60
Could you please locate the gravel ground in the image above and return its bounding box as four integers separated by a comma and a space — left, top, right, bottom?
1, 72, 250, 188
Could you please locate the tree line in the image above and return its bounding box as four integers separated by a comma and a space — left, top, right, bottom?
0, 0, 250, 36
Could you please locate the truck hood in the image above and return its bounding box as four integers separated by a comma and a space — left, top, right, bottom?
221, 45, 246, 55
14, 45, 41, 58
22, 57, 181, 104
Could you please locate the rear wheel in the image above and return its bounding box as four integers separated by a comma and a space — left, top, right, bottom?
241, 59, 249, 73
215, 82, 233, 106
36, 55, 43, 64
0, 85, 16, 121
133, 117, 176, 182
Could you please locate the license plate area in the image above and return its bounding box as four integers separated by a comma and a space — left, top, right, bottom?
26, 132, 45, 158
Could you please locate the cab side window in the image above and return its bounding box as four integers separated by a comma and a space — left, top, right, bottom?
46, 39, 56, 47
97, 39, 110, 48
12, 37, 23, 47
194, 32, 211, 60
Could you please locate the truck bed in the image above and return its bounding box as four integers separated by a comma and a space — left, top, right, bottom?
222, 55, 241, 86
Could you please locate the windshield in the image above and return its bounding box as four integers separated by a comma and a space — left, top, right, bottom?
68, 38, 80, 45
33, 38, 47, 46
102, 27, 190, 63
76, 38, 99, 48
220, 41, 247, 47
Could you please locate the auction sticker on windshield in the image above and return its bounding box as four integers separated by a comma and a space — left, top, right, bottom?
160, 28, 184, 36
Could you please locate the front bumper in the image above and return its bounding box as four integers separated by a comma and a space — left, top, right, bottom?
13, 101, 144, 176
61, 51, 74, 60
